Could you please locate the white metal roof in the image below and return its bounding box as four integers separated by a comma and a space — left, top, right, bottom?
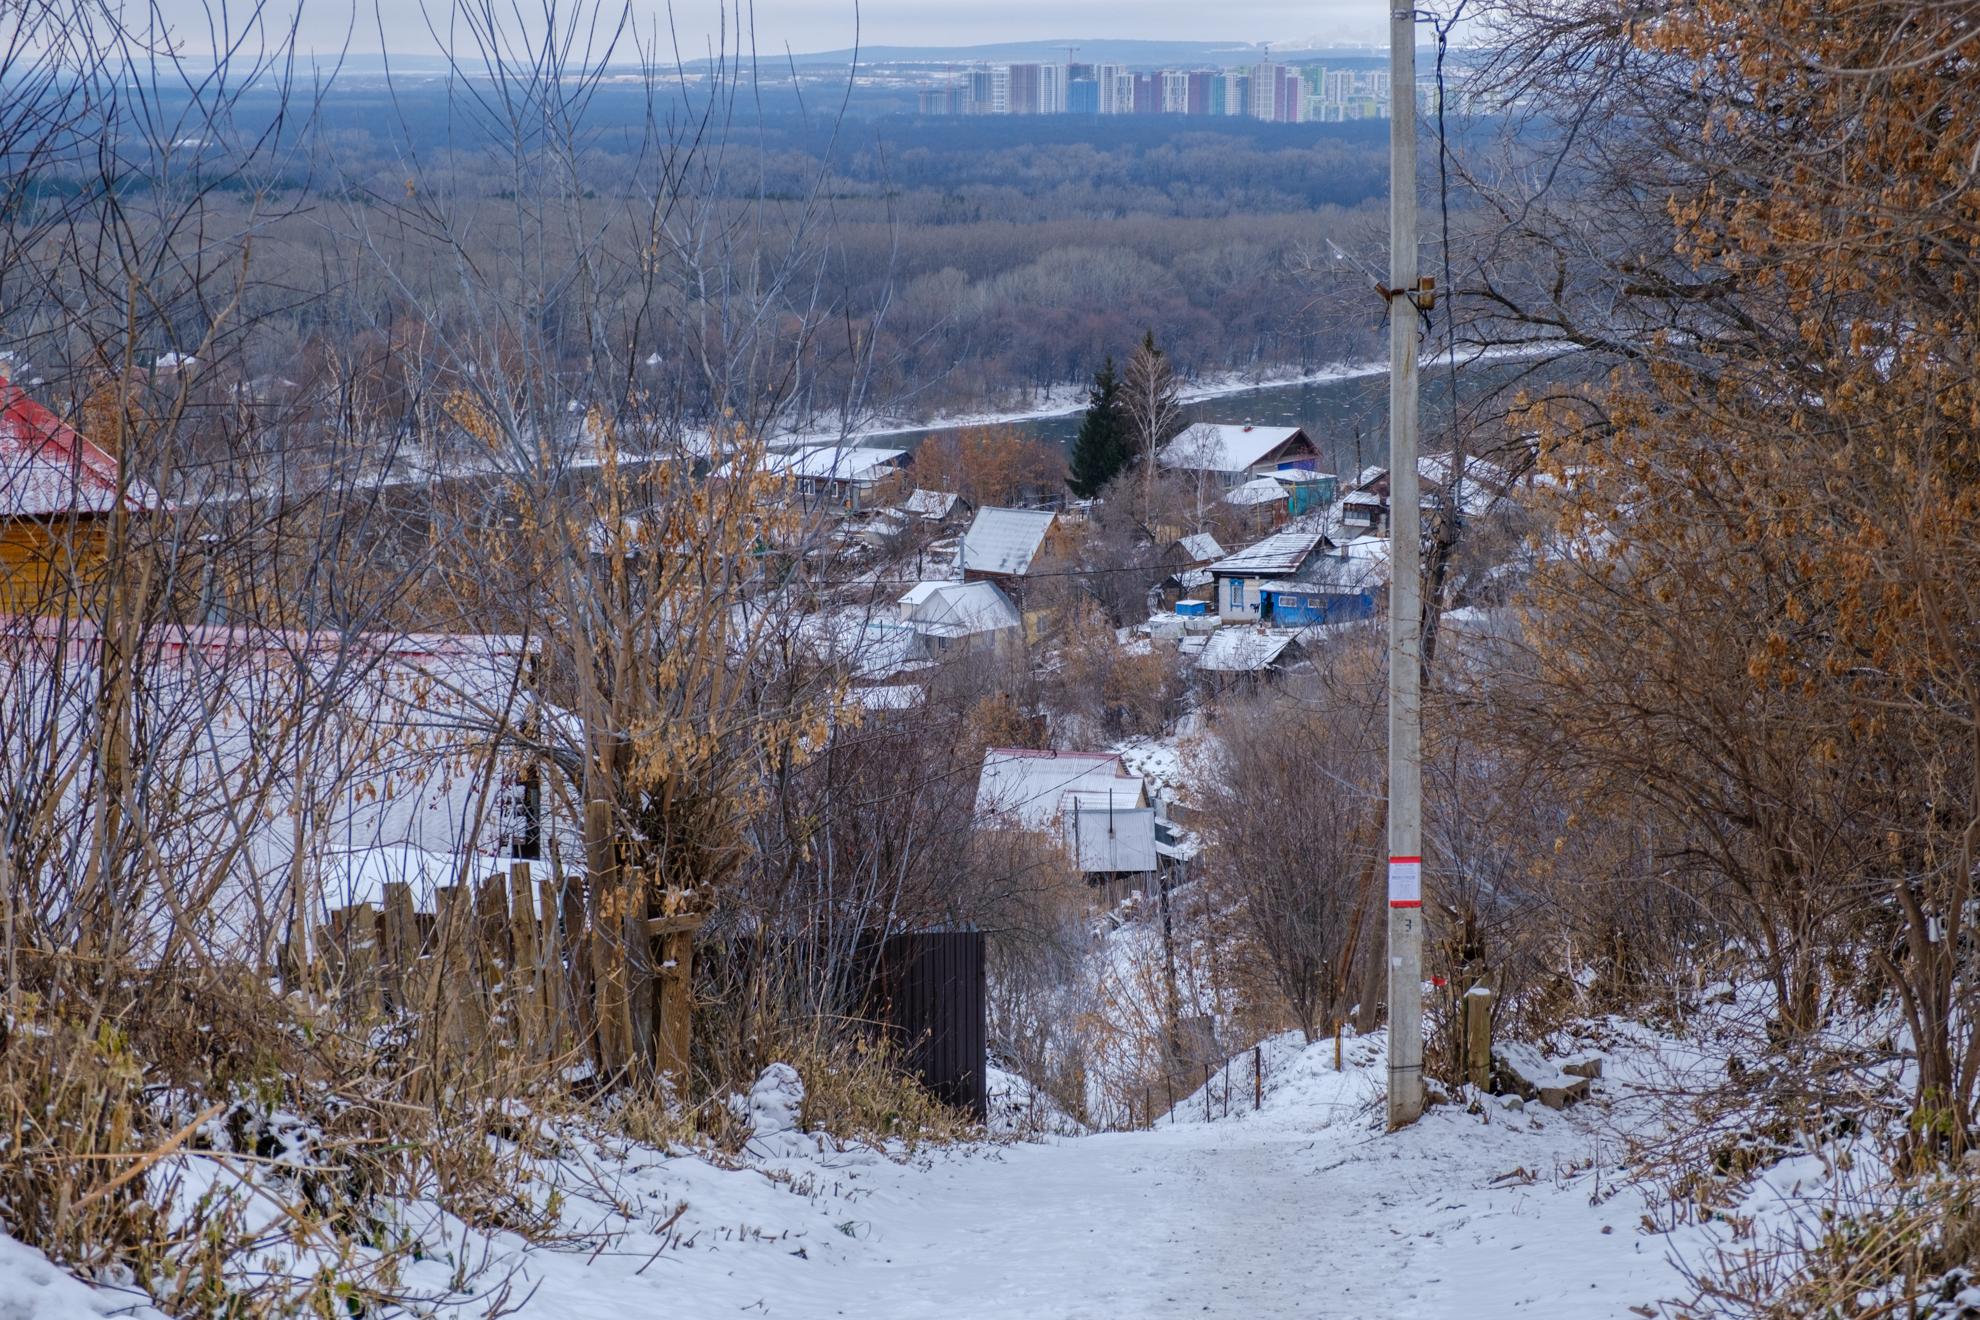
1176, 532, 1224, 562
1194, 627, 1301, 673
1068, 803, 1157, 874
1263, 555, 1384, 594
1210, 530, 1326, 577
1223, 477, 1288, 507
975, 748, 1146, 832
904, 580, 1021, 638
899, 488, 959, 520
1158, 423, 1306, 475
713, 444, 907, 484
957, 506, 1057, 577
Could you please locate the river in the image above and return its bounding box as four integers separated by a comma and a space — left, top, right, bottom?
864, 354, 1576, 478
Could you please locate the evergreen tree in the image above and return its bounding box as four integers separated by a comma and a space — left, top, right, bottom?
1066, 356, 1131, 499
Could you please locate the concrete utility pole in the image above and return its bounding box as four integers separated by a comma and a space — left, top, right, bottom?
1385, 0, 1425, 1130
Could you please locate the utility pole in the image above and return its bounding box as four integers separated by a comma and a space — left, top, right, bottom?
1385, 0, 1425, 1130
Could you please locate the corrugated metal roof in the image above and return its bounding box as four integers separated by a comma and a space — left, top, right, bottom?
1068, 803, 1157, 874
1223, 476, 1288, 507
900, 488, 959, 519
1158, 423, 1306, 475
0, 377, 155, 517
905, 581, 1020, 638
975, 748, 1145, 833
1194, 628, 1301, 673
1209, 531, 1326, 577
957, 507, 1057, 577
1176, 532, 1224, 562
712, 444, 907, 484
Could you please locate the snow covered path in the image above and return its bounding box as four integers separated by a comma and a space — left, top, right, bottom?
469, 1034, 1687, 1320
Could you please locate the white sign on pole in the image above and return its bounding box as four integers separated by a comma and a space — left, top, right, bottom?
1388, 855, 1422, 908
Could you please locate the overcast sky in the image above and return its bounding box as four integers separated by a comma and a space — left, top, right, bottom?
165, 0, 1389, 61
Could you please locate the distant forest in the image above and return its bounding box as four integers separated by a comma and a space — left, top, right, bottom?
3, 70, 1495, 445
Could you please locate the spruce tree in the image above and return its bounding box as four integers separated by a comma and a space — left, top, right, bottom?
1067, 355, 1131, 499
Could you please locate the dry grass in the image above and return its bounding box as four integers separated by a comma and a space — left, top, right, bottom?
0, 965, 578, 1317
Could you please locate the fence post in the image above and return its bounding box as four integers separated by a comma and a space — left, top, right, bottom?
1204, 1062, 1212, 1122
1466, 985, 1495, 1092
508, 863, 540, 1057
1254, 1044, 1262, 1110
1335, 1019, 1344, 1072
342, 905, 381, 1021
537, 873, 565, 1057
381, 882, 417, 1013
649, 911, 703, 1088
586, 801, 632, 1078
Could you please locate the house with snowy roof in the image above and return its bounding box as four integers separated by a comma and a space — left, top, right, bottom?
974, 748, 1156, 881
0, 376, 157, 615
1158, 423, 1323, 488
1339, 453, 1511, 536
711, 444, 910, 512
896, 579, 1021, 663
1, 619, 556, 940
1192, 627, 1309, 695
1207, 530, 1338, 622
955, 506, 1073, 637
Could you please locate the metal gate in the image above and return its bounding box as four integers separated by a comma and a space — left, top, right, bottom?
870, 930, 987, 1120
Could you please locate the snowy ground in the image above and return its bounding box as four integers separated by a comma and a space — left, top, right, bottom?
5, 1025, 1732, 1320
463, 1030, 1684, 1318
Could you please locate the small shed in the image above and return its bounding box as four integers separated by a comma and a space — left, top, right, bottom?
1193, 627, 1307, 693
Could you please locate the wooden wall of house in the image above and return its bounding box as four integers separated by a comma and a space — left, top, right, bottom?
0, 517, 106, 615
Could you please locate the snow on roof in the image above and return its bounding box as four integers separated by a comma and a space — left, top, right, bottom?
0, 377, 155, 517
1262, 555, 1384, 594
905, 580, 1020, 638
900, 488, 959, 520
713, 444, 907, 484
1176, 532, 1224, 563
851, 683, 925, 712
897, 580, 948, 614
958, 506, 1057, 577
1194, 627, 1301, 673
803, 609, 921, 680
1223, 476, 1288, 507
1159, 423, 1306, 475
1210, 531, 1326, 577
975, 748, 1145, 833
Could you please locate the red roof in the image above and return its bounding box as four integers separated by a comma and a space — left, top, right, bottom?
0, 376, 152, 517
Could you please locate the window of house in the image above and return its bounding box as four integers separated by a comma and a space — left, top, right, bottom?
1227, 577, 1243, 608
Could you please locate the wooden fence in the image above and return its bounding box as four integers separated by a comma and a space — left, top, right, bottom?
314, 859, 702, 1090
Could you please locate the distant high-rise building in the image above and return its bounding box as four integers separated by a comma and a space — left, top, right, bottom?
1229, 73, 1251, 115
1068, 76, 1099, 114
1039, 63, 1068, 114
1132, 72, 1161, 114
1161, 70, 1189, 114
1007, 63, 1042, 114
989, 64, 1011, 113
1096, 63, 1127, 113
1067, 61, 1095, 82
1186, 70, 1214, 116
1247, 61, 1305, 121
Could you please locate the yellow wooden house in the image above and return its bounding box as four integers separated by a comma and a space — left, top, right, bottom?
0, 375, 152, 615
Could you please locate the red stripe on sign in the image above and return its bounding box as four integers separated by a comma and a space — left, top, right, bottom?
1389, 855, 1422, 863
1389, 899, 1423, 908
